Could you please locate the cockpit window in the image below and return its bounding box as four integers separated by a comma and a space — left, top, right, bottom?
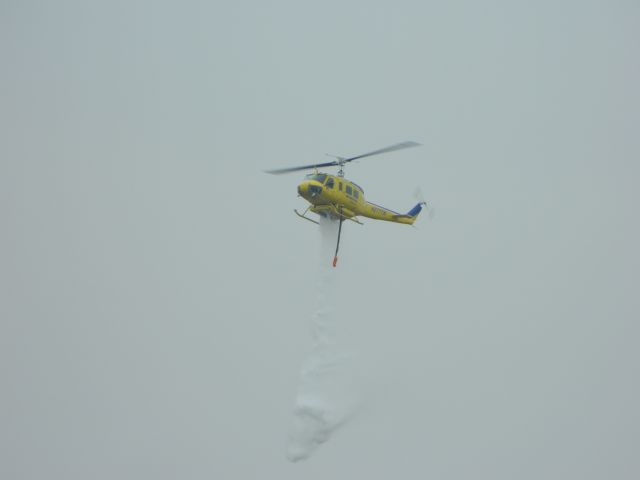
305, 173, 327, 184
326, 178, 335, 189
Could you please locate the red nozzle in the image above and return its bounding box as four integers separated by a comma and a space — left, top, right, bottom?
333, 256, 338, 267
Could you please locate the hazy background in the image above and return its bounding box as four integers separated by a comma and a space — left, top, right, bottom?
2, 1, 639, 478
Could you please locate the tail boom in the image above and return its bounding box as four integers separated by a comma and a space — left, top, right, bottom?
362, 201, 426, 225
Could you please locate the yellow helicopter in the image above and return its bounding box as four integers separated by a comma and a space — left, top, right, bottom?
266, 141, 428, 267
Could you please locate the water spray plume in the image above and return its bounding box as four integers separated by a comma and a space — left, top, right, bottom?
286, 216, 359, 462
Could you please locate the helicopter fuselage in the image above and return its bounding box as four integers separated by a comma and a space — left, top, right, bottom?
297, 172, 422, 225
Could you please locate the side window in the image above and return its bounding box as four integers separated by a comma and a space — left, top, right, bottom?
346, 185, 352, 196
354, 190, 359, 199
326, 178, 334, 189
339, 182, 343, 191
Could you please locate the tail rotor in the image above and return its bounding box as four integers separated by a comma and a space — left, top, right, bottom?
413, 187, 435, 221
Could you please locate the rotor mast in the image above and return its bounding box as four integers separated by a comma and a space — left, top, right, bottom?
325, 154, 347, 177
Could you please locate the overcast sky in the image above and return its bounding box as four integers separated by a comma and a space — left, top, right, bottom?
2, 1, 639, 479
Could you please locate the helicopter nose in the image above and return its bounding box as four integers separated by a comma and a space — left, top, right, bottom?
298, 181, 322, 198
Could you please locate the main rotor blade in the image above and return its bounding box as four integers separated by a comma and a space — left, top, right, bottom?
264, 140, 421, 174
264, 160, 338, 175
343, 140, 421, 163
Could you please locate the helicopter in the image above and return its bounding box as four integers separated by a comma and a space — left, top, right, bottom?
265, 141, 427, 267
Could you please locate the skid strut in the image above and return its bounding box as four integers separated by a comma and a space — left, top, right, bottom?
294, 208, 319, 225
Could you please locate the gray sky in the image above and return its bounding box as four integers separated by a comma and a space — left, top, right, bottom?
2, 1, 639, 478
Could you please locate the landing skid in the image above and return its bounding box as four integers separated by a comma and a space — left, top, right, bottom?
347, 216, 364, 226
314, 204, 364, 225
294, 208, 320, 225
295, 205, 364, 226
